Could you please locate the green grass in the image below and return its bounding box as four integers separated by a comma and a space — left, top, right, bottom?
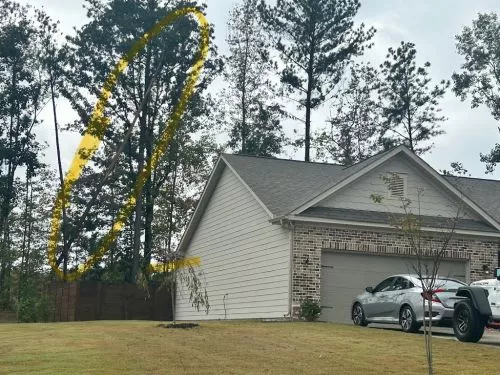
0, 320, 497, 374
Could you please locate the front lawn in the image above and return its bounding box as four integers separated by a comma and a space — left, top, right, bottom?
0, 320, 497, 374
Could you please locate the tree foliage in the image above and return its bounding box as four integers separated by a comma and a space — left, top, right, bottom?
59, 0, 220, 283
259, 0, 375, 161
378, 42, 449, 155
453, 13, 500, 172
314, 63, 380, 165
223, 0, 285, 157
0, 1, 53, 308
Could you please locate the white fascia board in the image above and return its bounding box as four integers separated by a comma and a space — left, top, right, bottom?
284, 215, 500, 239
221, 155, 274, 219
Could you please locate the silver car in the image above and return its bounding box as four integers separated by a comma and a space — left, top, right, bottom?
351, 275, 467, 332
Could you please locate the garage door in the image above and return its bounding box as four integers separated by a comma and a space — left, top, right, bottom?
320, 251, 468, 323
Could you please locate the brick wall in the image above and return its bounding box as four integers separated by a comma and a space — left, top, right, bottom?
291, 222, 500, 308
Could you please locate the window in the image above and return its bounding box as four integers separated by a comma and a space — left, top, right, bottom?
373, 277, 396, 293
420, 278, 466, 291
393, 277, 412, 291
387, 172, 407, 199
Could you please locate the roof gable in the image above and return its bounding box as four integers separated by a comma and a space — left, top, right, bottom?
315, 152, 483, 221
184, 147, 500, 246
177, 156, 275, 253
221, 154, 345, 217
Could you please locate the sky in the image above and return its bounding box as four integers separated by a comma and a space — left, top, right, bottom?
17, 0, 500, 179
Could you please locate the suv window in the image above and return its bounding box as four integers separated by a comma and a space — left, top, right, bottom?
373, 277, 396, 293
393, 277, 412, 290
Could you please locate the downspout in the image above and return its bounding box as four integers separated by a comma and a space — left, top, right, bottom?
288, 220, 295, 320
275, 217, 295, 320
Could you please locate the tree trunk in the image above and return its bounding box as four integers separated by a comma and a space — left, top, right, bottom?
171, 280, 176, 324
240, 21, 250, 154
304, 38, 316, 162
132, 45, 153, 282
422, 296, 433, 375
305, 90, 312, 162
132, 130, 146, 282
50, 71, 69, 277
0, 66, 18, 306
19, 174, 30, 299
143, 127, 154, 275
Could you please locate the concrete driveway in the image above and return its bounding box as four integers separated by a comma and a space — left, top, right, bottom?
368, 323, 500, 347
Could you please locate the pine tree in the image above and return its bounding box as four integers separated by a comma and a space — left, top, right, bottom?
223, 0, 285, 157
259, 0, 375, 161
377, 41, 449, 155
314, 63, 380, 165
453, 13, 500, 172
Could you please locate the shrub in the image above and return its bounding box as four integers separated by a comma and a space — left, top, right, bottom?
17, 294, 54, 323
17, 296, 38, 323
299, 298, 321, 321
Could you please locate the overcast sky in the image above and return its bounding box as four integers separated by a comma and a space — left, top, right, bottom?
18, 0, 500, 179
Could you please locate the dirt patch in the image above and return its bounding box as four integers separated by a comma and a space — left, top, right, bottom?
157, 323, 199, 329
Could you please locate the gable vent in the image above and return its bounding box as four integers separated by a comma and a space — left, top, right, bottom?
387, 173, 406, 199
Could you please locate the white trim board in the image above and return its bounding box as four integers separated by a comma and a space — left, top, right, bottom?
281, 215, 500, 239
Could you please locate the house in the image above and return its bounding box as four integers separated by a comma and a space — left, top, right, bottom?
175, 145, 500, 322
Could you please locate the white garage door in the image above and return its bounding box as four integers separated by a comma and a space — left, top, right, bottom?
320, 251, 468, 323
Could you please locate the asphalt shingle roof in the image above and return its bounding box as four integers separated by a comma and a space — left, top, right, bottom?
444, 176, 500, 223
222, 154, 344, 216
222, 151, 500, 226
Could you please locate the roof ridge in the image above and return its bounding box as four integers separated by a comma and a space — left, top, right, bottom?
340, 146, 400, 170
222, 153, 345, 167
222, 145, 405, 168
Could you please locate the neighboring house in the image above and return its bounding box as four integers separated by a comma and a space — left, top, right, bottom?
175, 145, 500, 322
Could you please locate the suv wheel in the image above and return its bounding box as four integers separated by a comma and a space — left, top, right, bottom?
400, 305, 421, 333
352, 303, 368, 327
453, 300, 485, 343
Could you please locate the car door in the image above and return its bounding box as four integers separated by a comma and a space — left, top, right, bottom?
388, 277, 413, 320
363, 277, 396, 320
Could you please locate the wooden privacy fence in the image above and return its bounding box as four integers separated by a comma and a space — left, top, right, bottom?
52, 281, 172, 322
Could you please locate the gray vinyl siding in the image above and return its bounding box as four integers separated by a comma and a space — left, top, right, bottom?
176, 166, 290, 320
318, 154, 480, 220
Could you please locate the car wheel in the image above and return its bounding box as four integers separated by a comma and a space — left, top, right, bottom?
452, 300, 485, 343
352, 303, 368, 327
400, 305, 420, 333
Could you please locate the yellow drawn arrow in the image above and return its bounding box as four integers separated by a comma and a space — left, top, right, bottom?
48, 7, 209, 281
149, 257, 201, 274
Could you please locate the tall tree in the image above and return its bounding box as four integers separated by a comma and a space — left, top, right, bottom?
377, 41, 449, 155
259, 0, 375, 161
14, 168, 58, 319
223, 0, 285, 157
0, 1, 49, 307
314, 63, 380, 165
61, 0, 220, 283
453, 13, 500, 173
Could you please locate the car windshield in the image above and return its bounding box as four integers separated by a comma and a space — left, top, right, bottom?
420, 278, 466, 291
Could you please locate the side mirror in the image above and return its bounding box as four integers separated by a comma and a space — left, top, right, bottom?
366, 287, 374, 293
